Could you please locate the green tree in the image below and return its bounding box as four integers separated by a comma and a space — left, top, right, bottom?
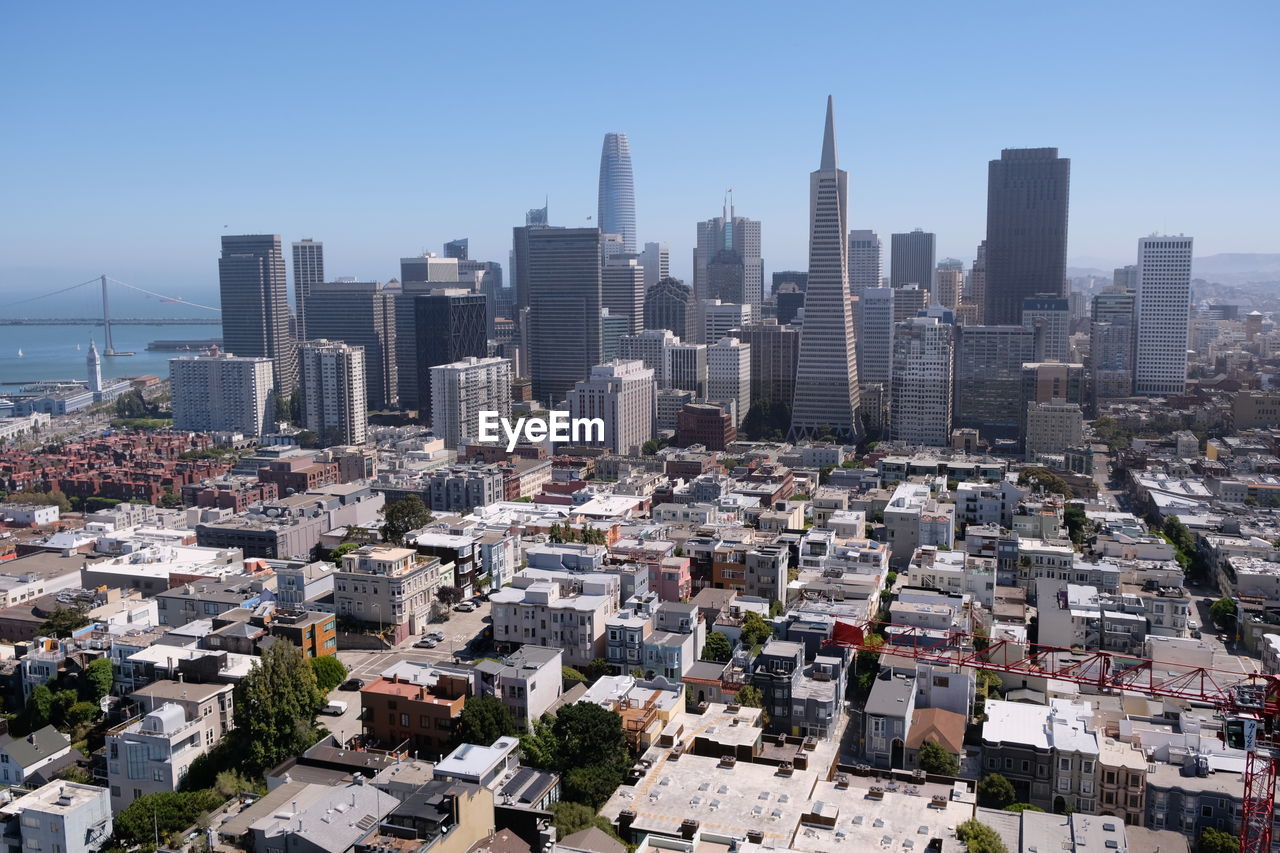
21, 684, 53, 733
1210, 597, 1237, 634
1198, 827, 1239, 853
1064, 504, 1089, 546
956, 818, 1008, 853
854, 633, 885, 694
65, 701, 101, 729
977, 773, 1017, 809
309, 655, 348, 693
229, 640, 323, 775
81, 657, 114, 701
158, 489, 183, 509
1016, 468, 1072, 497
214, 770, 260, 798
50, 688, 78, 726
379, 494, 434, 545
1003, 803, 1043, 813
115, 389, 151, 419
12, 490, 72, 513
550, 801, 626, 847
295, 429, 319, 448
917, 740, 960, 776
519, 718, 561, 769
562, 666, 587, 690
456, 695, 517, 746
703, 631, 733, 662
436, 585, 465, 606
113, 791, 226, 849
582, 658, 613, 682
330, 541, 359, 567
736, 684, 764, 708
642, 439, 660, 455
39, 605, 92, 638
769, 599, 784, 618
740, 611, 772, 648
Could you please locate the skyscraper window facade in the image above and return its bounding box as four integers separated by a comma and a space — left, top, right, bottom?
598, 133, 636, 253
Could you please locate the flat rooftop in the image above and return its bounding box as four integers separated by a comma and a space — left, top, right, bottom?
786, 778, 973, 853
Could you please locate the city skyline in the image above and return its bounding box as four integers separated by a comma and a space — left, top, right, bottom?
4, 3, 1277, 302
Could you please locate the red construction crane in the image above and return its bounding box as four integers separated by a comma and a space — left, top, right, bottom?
824, 620, 1280, 853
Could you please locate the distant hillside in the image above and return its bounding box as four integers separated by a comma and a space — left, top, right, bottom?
1194, 253, 1280, 279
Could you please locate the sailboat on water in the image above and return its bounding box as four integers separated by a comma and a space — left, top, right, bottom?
16, 349, 22, 358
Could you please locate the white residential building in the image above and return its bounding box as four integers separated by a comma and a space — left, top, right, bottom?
567, 360, 655, 455
489, 572, 619, 667
706, 337, 751, 426
430, 356, 511, 450
297, 339, 367, 446
884, 482, 955, 568
1134, 235, 1194, 396
106, 704, 211, 811
890, 316, 953, 447
0, 782, 112, 853
170, 350, 274, 435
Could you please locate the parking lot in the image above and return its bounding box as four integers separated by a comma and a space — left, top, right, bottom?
320, 598, 494, 744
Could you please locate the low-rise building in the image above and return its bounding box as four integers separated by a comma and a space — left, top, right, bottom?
0, 781, 112, 853
106, 703, 214, 811
335, 546, 451, 644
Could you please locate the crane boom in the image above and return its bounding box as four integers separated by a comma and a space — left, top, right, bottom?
825, 619, 1280, 853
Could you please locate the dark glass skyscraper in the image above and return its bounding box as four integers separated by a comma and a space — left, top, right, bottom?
983, 147, 1071, 325
889, 229, 936, 291
305, 281, 398, 410
219, 234, 295, 396
415, 290, 488, 422
598, 133, 636, 253
291, 239, 324, 342
527, 228, 602, 405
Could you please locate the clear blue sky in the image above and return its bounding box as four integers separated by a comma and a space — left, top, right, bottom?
3, 1, 1277, 311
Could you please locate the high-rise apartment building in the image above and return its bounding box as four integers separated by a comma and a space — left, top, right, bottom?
639, 242, 669, 294
1113, 264, 1138, 290
702, 300, 754, 345
707, 337, 751, 426
598, 133, 636, 253
1134, 236, 1194, 396
619, 329, 679, 388
1021, 296, 1072, 362
431, 356, 512, 450
667, 343, 708, 397
527, 228, 603, 405
892, 283, 928, 322
1091, 286, 1136, 400
602, 255, 646, 335
644, 277, 695, 342
1019, 361, 1085, 443
733, 320, 800, 407
965, 241, 987, 324
788, 97, 861, 441
298, 339, 367, 446
171, 350, 274, 436
848, 229, 883, 295
984, 148, 1071, 325
305, 281, 398, 410
890, 229, 936, 291
694, 199, 764, 315
1025, 402, 1084, 462
953, 325, 1037, 440
414, 290, 488, 418
890, 317, 953, 447
219, 234, 295, 396
567, 360, 654, 455
935, 268, 963, 311
291, 239, 324, 342
856, 287, 895, 385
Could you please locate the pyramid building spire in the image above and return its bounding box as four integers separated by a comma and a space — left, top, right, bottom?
820, 94, 838, 171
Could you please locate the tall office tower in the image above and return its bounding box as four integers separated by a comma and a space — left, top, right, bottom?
892, 283, 928, 322
983, 148, 1071, 325
527, 228, 603, 405
639, 242, 669, 294
443, 238, 469, 260
219, 234, 295, 397
291, 239, 324, 343
1134, 235, 1194, 396
772, 271, 807, 294
848, 230, 883, 295
1021, 296, 1072, 362
598, 133, 636, 253
965, 241, 987, 323
86, 338, 102, 393
601, 310, 630, 362
666, 343, 708, 396
774, 284, 806, 326
707, 337, 751, 426
1090, 285, 1136, 399
430, 356, 512, 450
298, 339, 368, 446
392, 258, 460, 409
414, 290, 488, 419
1018, 361, 1085, 444
601, 233, 626, 262
306, 281, 398, 410
567, 360, 654, 455
170, 350, 274, 436
456, 258, 505, 339
400, 255, 459, 285
512, 204, 555, 311
789, 98, 862, 441
937, 257, 964, 272
619, 328, 678, 388
693, 198, 764, 332
643, 277, 694, 341
703, 300, 754, 345
889, 316, 954, 447
953, 325, 1037, 440
890, 229, 936, 290
1113, 264, 1138, 290
935, 269, 964, 311
733, 320, 799, 407
856, 287, 895, 385
602, 255, 645, 334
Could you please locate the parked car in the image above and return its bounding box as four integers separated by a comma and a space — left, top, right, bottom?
340, 678, 365, 691
454, 601, 477, 612
425, 631, 445, 641
414, 637, 438, 649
